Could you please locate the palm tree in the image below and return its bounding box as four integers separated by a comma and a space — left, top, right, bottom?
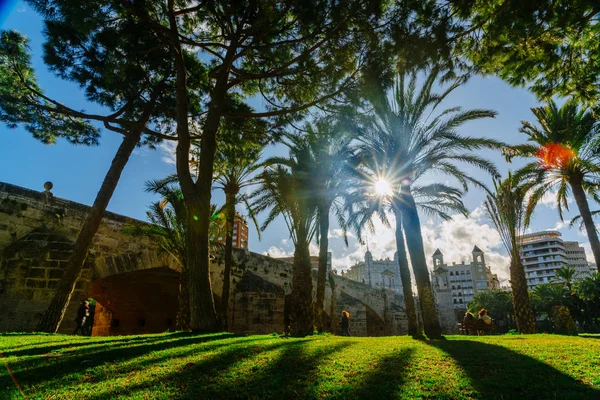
355, 68, 501, 338
213, 130, 264, 331
346, 159, 469, 337
484, 176, 536, 333
251, 137, 318, 336
530, 283, 573, 318
299, 120, 353, 332
506, 100, 600, 270
552, 265, 579, 292
124, 179, 222, 330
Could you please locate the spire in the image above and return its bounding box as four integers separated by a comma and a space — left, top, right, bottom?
472, 245, 483, 253
433, 249, 443, 256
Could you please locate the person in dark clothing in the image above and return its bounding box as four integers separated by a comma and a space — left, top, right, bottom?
463, 311, 475, 335
340, 311, 351, 336
73, 300, 90, 335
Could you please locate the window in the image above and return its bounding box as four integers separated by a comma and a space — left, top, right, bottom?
451, 285, 455, 290
453, 299, 457, 304
459, 299, 463, 304
466, 271, 471, 275
450, 271, 454, 276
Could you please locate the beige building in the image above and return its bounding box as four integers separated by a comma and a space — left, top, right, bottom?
342, 250, 402, 292
431, 246, 500, 309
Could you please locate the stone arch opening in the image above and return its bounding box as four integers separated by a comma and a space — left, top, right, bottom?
89, 267, 179, 336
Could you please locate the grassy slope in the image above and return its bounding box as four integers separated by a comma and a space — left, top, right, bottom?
0, 333, 599, 399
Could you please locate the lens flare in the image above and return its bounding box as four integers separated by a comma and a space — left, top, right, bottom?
374, 179, 393, 196
536, 143, 575, 169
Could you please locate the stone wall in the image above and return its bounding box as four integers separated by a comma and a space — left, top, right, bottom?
0, 181, 410, 336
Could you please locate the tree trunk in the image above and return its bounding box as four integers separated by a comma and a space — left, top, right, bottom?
315, 203, 330, 332
221, 190, 236, 331
509, 257, 536, 334
392, 205, 419, 336
169, 14, 237, 333
176, 266, 190, 331
185, 194, 220, 332
401, 189, 443, 339
37, 131, 141, 332
290, 235, 314, 336
570, 179, 600, 270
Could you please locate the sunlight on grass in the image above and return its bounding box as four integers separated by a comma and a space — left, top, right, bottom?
1, 333, 599, 399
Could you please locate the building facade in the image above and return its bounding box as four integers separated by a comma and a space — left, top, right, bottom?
564, 241, 593, 278
342, 250, 402, 292
214, 212, 249, 249
518, 231, 590, 289
431, 246, 500, 309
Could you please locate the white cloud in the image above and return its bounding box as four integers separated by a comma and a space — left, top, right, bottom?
262, 246, 292, 258
532, 188, 573, 210
553, 220, 568, 231
159, 141, 177, 165
328, 229, 354, 239
327, 206, 511, 283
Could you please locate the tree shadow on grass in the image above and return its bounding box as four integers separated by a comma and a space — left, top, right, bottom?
2, 333, 193, 357
182, 339, 357, 399
6, 332, 241, 390
426, 339, 599, 400
82, 339, 289, 400
336, 348, 415, 400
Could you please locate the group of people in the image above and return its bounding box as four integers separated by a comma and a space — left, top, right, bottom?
464, 308, 493, 325
463, 308, 493, 335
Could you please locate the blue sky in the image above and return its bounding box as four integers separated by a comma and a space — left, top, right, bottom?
1, 2, 596, 281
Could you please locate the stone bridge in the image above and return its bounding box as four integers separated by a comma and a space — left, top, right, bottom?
0, 181, 408, 336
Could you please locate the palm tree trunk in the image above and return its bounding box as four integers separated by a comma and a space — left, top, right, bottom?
37, 131, 141, 332
221, 190, 236, 331
392, 205, 419, 336
290, 234, 314, 336
509, 256, 536, 333
570, 179, 600, 271
401, 189, 442, 339
315, 203, 329, 332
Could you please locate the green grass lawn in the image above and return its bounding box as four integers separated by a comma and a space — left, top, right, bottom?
1, 333, 599, 399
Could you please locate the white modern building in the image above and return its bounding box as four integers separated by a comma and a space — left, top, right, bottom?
430, 246, 500, 309
564, 241, 593, 277
342, 250, 402, 291
519, 231, 590, 289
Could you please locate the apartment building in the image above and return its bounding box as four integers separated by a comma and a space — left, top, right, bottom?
431, 246, 500, 309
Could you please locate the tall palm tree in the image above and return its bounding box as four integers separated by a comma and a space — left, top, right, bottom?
506, 100, 600, 270
356, 68, 501, 338
553, 265, 579, 292
213, 132, 264, 331
484, 176, 536, 334
251, 136, 318, 336
299, 120, 353, 332
346, 155, 469, 337
125, 179, 222, 330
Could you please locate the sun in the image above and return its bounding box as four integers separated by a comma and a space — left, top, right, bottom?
374, 178, 393, 196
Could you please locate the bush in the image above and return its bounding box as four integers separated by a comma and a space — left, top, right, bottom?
550, 305, 577, 336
